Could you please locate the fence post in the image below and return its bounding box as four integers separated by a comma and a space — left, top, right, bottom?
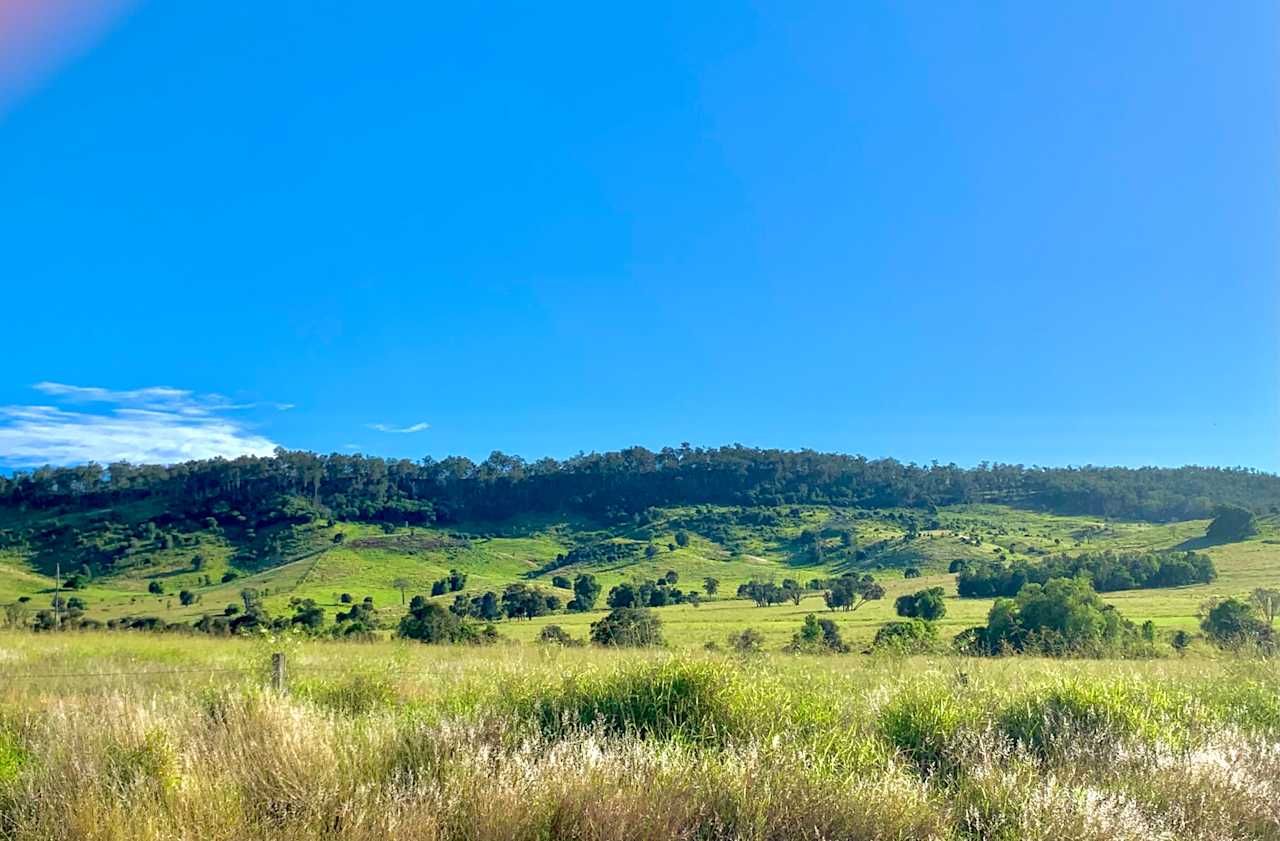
271, 651, 287, 694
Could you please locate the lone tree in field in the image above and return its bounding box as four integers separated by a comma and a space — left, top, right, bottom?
290, 598, 325, 631
895, 587, 946, 621
501, 583, 554, 619
703, 576, 719, 595
741, 579, 786, 607
392, 578, 411, 605
607, 582, 638, 608
569, 573, 601, 612
823, 575, 885, 612
398, 596, 464, 643
1201, 597, 1274, 649
240, 588, 261, 613
1249, 587, 1280, 625
537, 624, 580, 646
1205, 504, 1258, 542
786, 614, 848, 654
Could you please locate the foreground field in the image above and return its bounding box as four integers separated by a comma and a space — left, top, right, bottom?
0, 633, 1277, 840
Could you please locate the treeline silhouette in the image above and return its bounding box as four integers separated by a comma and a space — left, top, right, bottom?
3, 445, 1278, 524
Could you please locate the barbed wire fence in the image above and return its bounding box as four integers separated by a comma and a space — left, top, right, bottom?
0, 652, 331, 693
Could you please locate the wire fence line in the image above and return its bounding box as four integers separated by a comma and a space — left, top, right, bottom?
0, 653, 343, 683
0, 667, 252, 680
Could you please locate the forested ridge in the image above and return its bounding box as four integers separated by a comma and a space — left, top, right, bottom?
3, 445, 1278, 524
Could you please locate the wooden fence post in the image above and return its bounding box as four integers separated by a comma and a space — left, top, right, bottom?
271, 652, 287, 693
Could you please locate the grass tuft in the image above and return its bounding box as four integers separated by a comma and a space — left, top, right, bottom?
510, 658, 755, 743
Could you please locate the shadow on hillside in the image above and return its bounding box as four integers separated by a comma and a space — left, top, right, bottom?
783, 548, 826, 569
1171, 534, 1235, 552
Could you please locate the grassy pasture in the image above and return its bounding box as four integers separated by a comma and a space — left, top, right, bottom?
0, 632, 1275, 840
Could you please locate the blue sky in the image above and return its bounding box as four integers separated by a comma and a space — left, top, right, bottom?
1, 1, 1277, 470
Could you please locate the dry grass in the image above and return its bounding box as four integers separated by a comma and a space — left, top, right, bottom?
0, 632, 1276, 840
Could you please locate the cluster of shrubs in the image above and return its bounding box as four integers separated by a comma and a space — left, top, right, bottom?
450, 575, 603, 621
606, 572, 700, 608
636, 505, 785, 554
956, 549, 1216, 598
863, 586, 946, 653
736, 578, 812, 606
732, 574, 887, 611
785, 614, 849, 653
716, 575, 1275, 659
792, 525, 857, 565
190, 591, 360, 637
32, 569, 610, 640
428, 569, 467, 596
713, 586, 949, 656
538, 541, 640, 574
954, 577, 1146, 656
1197, 595, 1275, 651
953, 577, 1274, 657
867, 586, 946, 653
398, 596, 500, 644
405, 604, 666, 648
534, 610, 665, 648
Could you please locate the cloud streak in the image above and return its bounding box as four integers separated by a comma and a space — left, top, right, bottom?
0, 383, 283, 467
367, 421, 430, 434
31, 381, 283, 414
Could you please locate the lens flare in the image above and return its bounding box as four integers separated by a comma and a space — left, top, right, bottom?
0, 0, 138, 114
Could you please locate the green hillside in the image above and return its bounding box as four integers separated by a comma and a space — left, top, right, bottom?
2, 492, 1276, 648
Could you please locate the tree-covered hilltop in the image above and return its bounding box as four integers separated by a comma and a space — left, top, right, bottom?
2, 445, 1279, 525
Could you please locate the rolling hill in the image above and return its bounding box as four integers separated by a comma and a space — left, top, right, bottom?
1, 447, 1278, 646
0, 501, 1276, 648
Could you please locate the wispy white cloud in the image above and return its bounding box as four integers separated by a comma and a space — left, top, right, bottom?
31, 381, 285, 415
366, 421, 430, 434
0, 383, 283, 467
